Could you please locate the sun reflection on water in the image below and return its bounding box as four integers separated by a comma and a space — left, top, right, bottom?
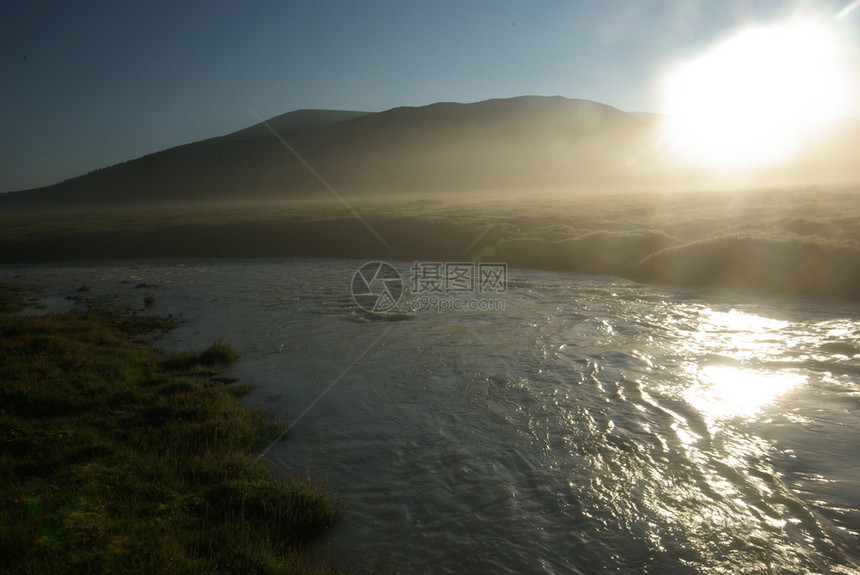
686, 365, 806, 421
678, 308, 807, 421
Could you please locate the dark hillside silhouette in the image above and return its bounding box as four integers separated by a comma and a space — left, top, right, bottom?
2, 96, 857, 211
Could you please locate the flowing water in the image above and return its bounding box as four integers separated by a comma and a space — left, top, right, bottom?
3, 258, 859, 574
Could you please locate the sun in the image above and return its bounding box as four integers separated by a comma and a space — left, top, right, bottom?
660, 21, 849, 171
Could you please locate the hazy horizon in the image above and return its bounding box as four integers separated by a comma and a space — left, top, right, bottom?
4, 94, 860, 194
3, 1, 859, 192
3, 95, 858, 207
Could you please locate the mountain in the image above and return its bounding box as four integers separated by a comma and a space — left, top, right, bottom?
0, 109, 371, 209
628, 112, 662, 123
1, 96, 858, 211
0, 97, 662, 210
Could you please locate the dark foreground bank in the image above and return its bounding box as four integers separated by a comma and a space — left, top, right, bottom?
0, 285, 342, 574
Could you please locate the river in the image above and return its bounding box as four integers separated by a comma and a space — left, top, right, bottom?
3, 258, 858, 574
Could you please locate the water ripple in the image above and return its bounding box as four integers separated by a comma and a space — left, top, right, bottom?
3, 259, 858, 574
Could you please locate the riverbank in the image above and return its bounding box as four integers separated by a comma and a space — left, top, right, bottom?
0, 284, 342, 574
1, 186, 859, 300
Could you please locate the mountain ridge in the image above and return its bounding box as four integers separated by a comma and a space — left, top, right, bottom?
1, 95, 857, 211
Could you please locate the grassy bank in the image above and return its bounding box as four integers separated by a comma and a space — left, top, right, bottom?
0, 282, 45, 314
0, 286, 341, 574
1, 186, 859, 299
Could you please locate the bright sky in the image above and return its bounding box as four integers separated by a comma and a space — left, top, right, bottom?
2, 0, 859, 192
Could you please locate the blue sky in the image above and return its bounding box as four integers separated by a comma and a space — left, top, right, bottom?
2, 0, 858, 192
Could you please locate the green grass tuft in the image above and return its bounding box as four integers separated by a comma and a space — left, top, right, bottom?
199, 339, 241, 367
162, 340, 241, 374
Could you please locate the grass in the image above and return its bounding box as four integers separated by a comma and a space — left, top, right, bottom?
0, 288, 343, 574
0, 282, 44, 314
636, 233, 860, 298
0, 185, 859, 299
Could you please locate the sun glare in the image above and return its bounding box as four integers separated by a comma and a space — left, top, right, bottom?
660, 21, 849, 171
686, 366, 805, 421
